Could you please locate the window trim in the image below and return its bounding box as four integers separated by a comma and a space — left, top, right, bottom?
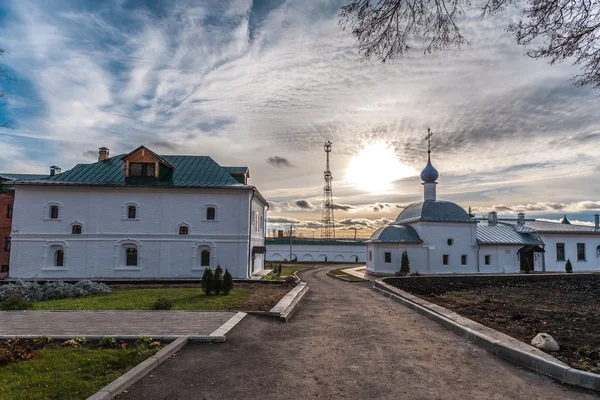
203, 205, 218, 222
42, 241, 68, 270
122, 202, 140, 221
44, 203, 62, 221
192, 240, 216, 271
556, 243, 565, 261
577, 243, 586, 261
114, 239, 142, 270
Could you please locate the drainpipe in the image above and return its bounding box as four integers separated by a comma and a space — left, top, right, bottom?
476, 243, 481, 272
247, 189, 256, 278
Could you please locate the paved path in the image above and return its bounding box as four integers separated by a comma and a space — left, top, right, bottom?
119, 266, 597, 399
0, 311, 236, 337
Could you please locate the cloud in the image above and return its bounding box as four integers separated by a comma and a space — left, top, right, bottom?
266, 156, 294, 168
295, 200, 314, 210
333, 203, 357, 211
490, 201, 600, 214
82, 150, 97, 158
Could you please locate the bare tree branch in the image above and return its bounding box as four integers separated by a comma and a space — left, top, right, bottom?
340, 0, 600, 89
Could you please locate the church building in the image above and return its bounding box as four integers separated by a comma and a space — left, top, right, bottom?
367, 134, 600, 275
6, 146, 268, 280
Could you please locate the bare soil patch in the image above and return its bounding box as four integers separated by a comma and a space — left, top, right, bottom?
386, 274, 600, 373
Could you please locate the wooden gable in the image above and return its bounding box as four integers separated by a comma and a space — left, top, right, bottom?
122, 146, 173, 178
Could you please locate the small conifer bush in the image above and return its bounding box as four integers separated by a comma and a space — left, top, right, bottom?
201, 268, 214, 295
565, 259, 573, 273
222, 269, 234, 295
400, 250, 410, 275
213, 265, 223, 295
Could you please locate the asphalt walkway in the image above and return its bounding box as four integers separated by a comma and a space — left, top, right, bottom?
118, 266, 597, 399
0, 311, 236, 337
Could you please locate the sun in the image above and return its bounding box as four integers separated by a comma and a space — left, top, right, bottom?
346, 142, 417, 193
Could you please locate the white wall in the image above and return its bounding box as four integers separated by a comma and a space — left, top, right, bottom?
366, 243, 428, 275
478, 245, 522, 273
10, 185, 267, 279
539, 233, 600, 272
266, 243, 366, 263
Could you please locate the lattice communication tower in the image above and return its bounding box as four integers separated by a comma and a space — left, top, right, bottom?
321, 141, 335, 241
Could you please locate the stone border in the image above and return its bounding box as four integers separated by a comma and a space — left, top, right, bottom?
87, 337, 189, 400
262, 281, 309, 322
374, 279, 600, 391
209, 312, 247, 337
326, 271, 366, 282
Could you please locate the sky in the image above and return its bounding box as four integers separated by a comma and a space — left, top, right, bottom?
1, 0, 599, 238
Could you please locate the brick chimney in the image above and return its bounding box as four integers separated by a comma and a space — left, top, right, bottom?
517, 213, 525, 225
488, 211, 497, 226
98, 147, 110, 161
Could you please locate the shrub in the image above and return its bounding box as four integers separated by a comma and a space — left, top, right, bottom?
99, 336, 116, 348
213, 265, 223, 295
74, 336, 88, 344
0, 280, 111, 303
33, 336, 52, 348
222, 269, 234, 295
201, 268, 213, 295
135, 336, 153, 348
400, 250, 410, 275
152, 297, 173, 310
0, 338, 35, 365
565, 259, 573, 273
0, 298, 31, 310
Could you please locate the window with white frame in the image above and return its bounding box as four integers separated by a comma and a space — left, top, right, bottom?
206, 207, 216, 220
72, 224, 82, 234
128, 205, 137, 219
55, 249, 64, 267
199, 247, 211, 267
577, 243, 586, 261
125, 247, 138, 266
49, 205, 59, 219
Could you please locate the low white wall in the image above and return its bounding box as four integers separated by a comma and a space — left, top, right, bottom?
266, 243, 366, 263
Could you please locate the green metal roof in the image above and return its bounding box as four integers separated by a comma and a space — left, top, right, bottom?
477, 223, 544, 245
0, 173, 50, 181
14, 155, 246, 188
368, 225, 423, 243
394, 200, 475, 224
223, 166, 248, 175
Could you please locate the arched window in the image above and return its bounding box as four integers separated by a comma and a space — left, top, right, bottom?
126, 247, 138, 266
72, 224, 82, 234
55, 250, 64, 267
50, 205, 59, 219
128, 205, 137, 219
201, 249, 210, 266
206, 207, 216, 220
179, 226, 189, 235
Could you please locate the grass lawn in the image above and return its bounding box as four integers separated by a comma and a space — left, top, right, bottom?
328, 268, 365, 281
28, 287, 250, 311
0, 347, 157, 400
263, 265, 313, 280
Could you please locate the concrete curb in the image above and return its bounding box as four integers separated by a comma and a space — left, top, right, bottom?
86, 337, 189, 400
209, 312, 247, 338
326, 271, 366, 283
270, 282, 309, 322
0, 334, 226, 342
373, 279, 600, 392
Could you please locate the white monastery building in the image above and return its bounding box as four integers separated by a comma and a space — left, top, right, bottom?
8, 146, 268, 279
367, 138, 600, 275
265, 238, 366, 263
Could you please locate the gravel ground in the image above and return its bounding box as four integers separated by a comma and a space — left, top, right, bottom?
118, 266, 597, 400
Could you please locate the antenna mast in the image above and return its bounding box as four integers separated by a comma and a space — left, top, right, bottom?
321, 141, 335, 241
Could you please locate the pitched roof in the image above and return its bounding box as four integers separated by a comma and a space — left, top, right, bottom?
513, 220, 599, 234
12, 155, 246, 188
223, 166, 249, 176
368, 225, 423, 243
394, 200, 475, 224
477, 223, 544, 245
0, 173, 49, 181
